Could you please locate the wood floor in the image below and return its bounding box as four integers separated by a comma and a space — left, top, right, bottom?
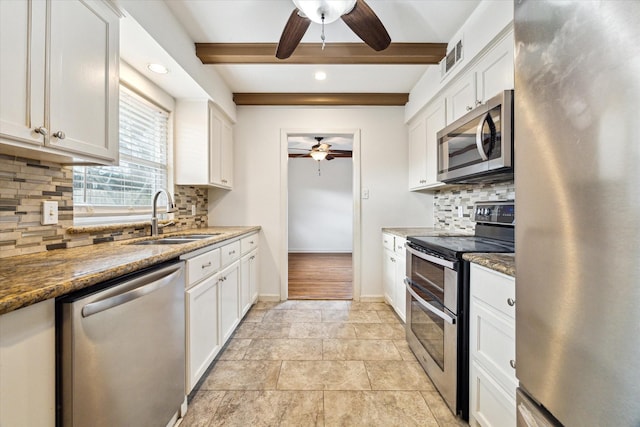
288, 253, 353, 300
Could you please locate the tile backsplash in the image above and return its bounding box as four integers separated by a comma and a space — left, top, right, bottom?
0, 154, 208, 258
434, 181, 515, 233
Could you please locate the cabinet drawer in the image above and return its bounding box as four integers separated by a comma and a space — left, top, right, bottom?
186, 248, 220, 287
470, 264, 515, 318
470, 361, 516, 427
240, 233, 258, 255
470, 298, 517, 390
382, 233, 394, 251
221, 240, 240, 267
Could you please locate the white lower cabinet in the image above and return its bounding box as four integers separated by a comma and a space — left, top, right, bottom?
469, 263, 517, 427
240, 248, 259, 317
0, 300, 55, 427
186, 275, 220, 393
219, 261, 240, 344
382, 233, 407, 322
183, 233, 256, 393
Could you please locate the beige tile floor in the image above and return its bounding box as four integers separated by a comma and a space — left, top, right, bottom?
181, 300, 468, 427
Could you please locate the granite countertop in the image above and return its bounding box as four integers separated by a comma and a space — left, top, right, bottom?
382, 227, 474, 238
463, 253, 515, 277
0, 226, 260, 315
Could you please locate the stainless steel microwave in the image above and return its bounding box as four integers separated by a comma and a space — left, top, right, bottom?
437, 90, 514, 184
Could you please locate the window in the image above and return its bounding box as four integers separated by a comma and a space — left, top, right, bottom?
73, 85, 170, 223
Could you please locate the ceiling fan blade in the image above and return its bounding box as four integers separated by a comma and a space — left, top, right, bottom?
326, 155, 335, 161
276, 9, 311, 60
311, 143, 320, 150
341, 0, 391, 51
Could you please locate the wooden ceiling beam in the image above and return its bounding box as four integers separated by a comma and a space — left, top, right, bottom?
196, 42, 447, 64
233, 92, 409, 106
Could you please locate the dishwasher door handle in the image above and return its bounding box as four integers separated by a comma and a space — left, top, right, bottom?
82, 264, 183, 318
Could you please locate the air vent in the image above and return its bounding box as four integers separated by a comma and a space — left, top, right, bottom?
442, 39, 463, 76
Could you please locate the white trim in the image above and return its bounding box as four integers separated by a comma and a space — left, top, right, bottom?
280, 128, 362, 302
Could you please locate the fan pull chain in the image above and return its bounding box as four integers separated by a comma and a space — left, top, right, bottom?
317, 160, 322, 176
321, 13, 326, 50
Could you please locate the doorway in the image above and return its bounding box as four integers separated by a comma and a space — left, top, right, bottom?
281, 130, 361, 301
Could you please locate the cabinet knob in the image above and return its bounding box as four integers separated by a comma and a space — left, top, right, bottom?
475, 99, 482, 106
466, 106, 473, 111
507, 297, 516, 307
53, 131, 66, 140
510, 359, 516, 369
34, 126, 48, 136
222, 179, 228, 184
390, 257, 396, 262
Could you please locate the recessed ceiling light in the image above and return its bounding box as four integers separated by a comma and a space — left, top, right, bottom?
315, 71, 327, 81
147, 63, 169, 74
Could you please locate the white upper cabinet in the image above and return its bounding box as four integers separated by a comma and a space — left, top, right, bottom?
446, 29, 514, 125
408, 98, 446, 191
175, 100, 234, 189
0, 0, 119, 164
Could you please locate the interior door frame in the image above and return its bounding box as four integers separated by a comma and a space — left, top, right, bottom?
279, 128, 362, 301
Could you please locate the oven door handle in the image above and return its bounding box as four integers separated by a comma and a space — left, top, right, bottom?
405, 244, 457, 269
405, 279, 456, 325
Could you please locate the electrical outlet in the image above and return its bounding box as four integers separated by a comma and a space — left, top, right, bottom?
362, 188, 370, 199
457, 205, 464, 218
191, 204, 196, 216
42, 201, 58, 225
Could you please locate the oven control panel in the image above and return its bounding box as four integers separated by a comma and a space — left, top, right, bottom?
473, 201, 515, 225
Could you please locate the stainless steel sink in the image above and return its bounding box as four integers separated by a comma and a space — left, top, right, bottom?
129, 233, 222, 245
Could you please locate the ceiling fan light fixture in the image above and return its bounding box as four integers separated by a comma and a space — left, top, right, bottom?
310, 150, 328, 161
292, 0, 356, 24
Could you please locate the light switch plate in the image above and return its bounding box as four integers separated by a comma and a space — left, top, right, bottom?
42, 201, 58, 225
362, 188, 370, 199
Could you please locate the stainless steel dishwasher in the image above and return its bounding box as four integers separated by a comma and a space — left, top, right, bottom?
57, 260, 186, 427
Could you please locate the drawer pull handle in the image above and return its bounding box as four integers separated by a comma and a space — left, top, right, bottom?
507, 298, 516, 307
249, 241, 254, 244
510, 359, 516, 369
250, 256, 255, 260
229, 250, 236, 255
201, 262, 212, 269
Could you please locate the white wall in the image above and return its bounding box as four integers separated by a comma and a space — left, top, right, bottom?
288, 157, 353, 253
208, 106, 434, 300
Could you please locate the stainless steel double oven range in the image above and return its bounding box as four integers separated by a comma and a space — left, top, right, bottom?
404, 201, 515, 420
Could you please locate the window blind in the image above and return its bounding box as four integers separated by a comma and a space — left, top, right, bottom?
73, 85, 169, 215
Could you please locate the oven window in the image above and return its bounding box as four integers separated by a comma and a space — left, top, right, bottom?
410, 285, 445, 370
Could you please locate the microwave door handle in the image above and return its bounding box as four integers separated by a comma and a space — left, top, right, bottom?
475, 113, 490, 161
405, 279, 456, 325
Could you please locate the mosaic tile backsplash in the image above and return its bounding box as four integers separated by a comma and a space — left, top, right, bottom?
434, 181, 515, 233
0, 154, 208, 258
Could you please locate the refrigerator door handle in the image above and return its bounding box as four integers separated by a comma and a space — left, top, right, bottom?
82, 265, 182, 317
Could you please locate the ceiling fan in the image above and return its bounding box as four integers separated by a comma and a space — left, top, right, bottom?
276, 0, 391, 60
289, 137, 352, 161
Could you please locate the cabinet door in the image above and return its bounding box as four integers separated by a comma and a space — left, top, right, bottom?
186, 275, 220, 393
0, 0, 46, 146
219, 261, 240, 344
424, 98, 447, 188
475, 32, 514, 104
382, 248, 395, 306
0, 300, 55, 427
48, 0, 118, 162
220, 120, 233, 188
249, 249, 259, 304
408, 119, 427, 189
209, 107, 223, 185
447, 72, 477, 124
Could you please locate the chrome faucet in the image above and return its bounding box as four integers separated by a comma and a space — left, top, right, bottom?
151, 189, 178, 236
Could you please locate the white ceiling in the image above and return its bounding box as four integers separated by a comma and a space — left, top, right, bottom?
161, 0, 482, 94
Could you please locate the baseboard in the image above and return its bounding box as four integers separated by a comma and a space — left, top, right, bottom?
358, 295, 385, 303
288, 250, 353, 254
258, 294, 281, 302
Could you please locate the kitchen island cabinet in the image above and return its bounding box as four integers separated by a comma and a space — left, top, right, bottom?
0, 300, 55, 427
0, 0, 120, 164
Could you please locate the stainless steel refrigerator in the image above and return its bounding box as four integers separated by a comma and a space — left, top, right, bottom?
514, 1, 640, 426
